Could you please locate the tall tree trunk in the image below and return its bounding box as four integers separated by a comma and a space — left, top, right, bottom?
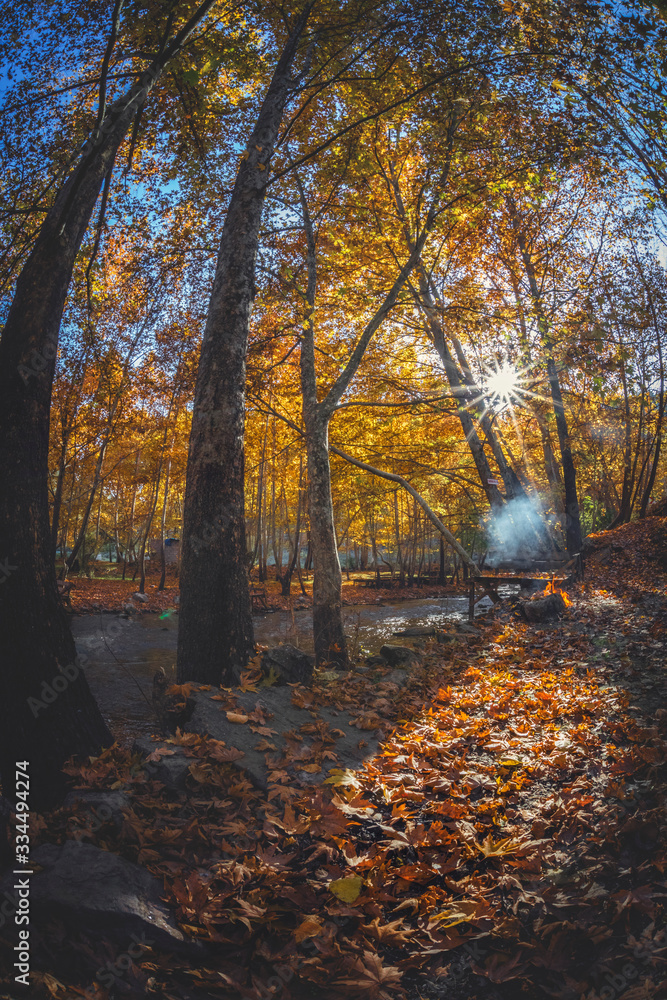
0, 0, 218, 809
298, 194, 348, 660
178, 9, 312, 685
295, 146, 454, 663
510, 203, 583, 555
387, 162, 508, 509
305, 417, 347, 664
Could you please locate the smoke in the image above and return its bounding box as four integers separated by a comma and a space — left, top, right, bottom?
484, 497, 551, 568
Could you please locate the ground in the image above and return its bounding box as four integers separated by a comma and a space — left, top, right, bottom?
1, 522, 667, 1000
65, 568, 461, 615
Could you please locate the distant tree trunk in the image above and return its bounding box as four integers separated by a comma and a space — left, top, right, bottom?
438, 535, 446, 585
139, 400, 176, 593
279, 455, 304, 597
158, 450, 173, 591
510, 203, 583, 555
114, 503, 121, 562
50, 427, 72, 564
178, 10, 312, 685
394, 490, 405, 587
62, 434, 112, 579
122, 450, 141, 580
250, 414, 269, 572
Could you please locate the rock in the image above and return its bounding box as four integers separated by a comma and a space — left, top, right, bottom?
122, 603, 136, 614
0, 841, 191, 951
186, 684, 393, 790
456, 623, 480, 635
63, 789, 130, 831
261, 644, 315, 685
385, 669, 409, 685
365, 655, 386, 667
132, 592, 149, 603
133, 737, 193, 790
379, 644, 419, 667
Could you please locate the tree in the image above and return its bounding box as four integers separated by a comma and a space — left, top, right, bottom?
0, 0, 221, 809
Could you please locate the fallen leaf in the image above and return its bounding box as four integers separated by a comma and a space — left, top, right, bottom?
329, 875, 364, 902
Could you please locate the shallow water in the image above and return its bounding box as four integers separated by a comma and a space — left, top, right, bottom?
72, 593, 498, 739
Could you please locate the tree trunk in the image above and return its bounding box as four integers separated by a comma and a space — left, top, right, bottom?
123, 451, 141, 580
305, 419, 347, 664
279, 456, 304, 597
62, 436, 110, 579
178, 10, 312, 685
0, 2, 218, 809
158, 450, 172, 591
510, 203, 583, 555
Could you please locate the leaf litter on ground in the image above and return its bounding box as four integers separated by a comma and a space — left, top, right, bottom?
8, 518, 667, 1000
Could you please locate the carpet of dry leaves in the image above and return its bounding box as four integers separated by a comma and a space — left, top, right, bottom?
17, 521, 667, 999
67, 574, 458, 615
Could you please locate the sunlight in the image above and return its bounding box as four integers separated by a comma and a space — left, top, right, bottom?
483, 359, 522, 407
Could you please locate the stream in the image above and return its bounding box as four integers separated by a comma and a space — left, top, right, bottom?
72, 593, 499, 740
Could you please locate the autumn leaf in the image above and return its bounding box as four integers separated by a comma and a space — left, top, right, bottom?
226, 711, 249, 724
209, 744, 245, 762
429, 899, 480, 928
146, 747, 176, 762
336, 952, 402, 994
329, 876, 364, 902
294, 914, 324, 942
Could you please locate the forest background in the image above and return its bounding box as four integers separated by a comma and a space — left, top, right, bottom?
2, 0, 667, 807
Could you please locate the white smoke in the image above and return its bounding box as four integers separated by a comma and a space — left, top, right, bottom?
484, 497, 553, 568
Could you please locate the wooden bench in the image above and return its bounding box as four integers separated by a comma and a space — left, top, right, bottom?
250, 586, 268, 611
468, 555, 581, 621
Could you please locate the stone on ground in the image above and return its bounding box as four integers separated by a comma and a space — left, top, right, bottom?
0, 841, 190, 950
261, 644, 315, 685
379, 643, 419, 666
185, 677, 409, 790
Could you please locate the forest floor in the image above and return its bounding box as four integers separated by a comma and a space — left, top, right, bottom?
66, 572, 463, 616
4, 519, 667, 1000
